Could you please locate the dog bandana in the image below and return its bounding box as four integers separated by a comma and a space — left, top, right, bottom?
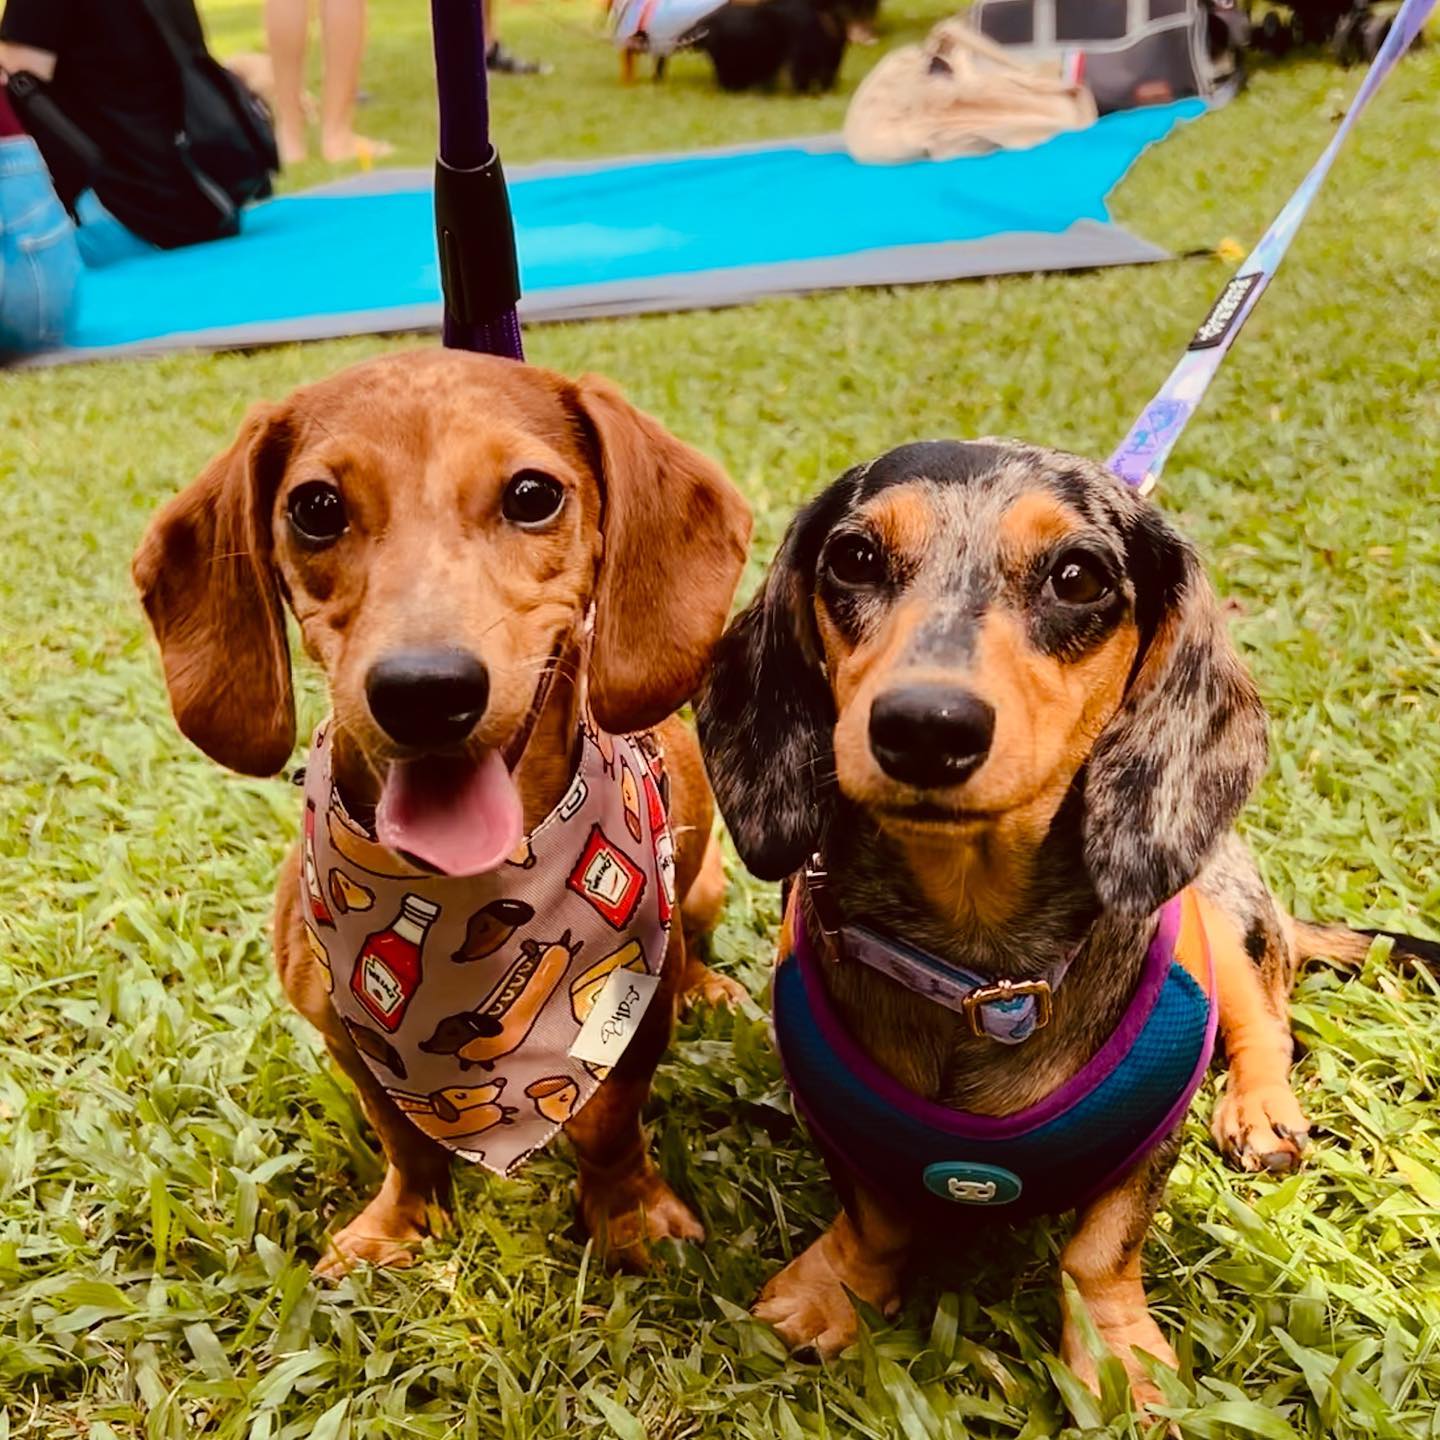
774, 890, 1216, 1218
300, 713, 675, 1177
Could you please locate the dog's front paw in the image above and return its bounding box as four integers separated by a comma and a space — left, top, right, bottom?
315, 1211, 430, 1278
313, 1173, 446, 1279
753, 1225, 902, 1358
755, 1255, 861, 1357
581, 1166, 705, 1270
1061, 1311, 1177, 1419
680, 962, 749, 1013
1211, 1079, 1309, 1173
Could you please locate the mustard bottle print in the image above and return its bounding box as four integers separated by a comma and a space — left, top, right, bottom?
304, 799, 336, 928
620, 757, 643, 843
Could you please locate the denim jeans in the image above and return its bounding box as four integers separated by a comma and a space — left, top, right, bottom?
0, 135, 80, 356
73, 188, 159, 269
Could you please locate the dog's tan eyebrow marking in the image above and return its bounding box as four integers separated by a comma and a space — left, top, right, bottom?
998, 492, 1084, 561
861, 483, 935, 558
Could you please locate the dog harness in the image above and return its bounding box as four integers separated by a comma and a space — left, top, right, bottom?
302, 714, 674, 1177
773, 889, 1216, 1218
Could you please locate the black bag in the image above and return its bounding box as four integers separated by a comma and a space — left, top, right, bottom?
136, 0, 279, 230
970, 0, 1248, 113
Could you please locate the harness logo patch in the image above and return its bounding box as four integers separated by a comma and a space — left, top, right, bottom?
1188, 272, 1261, 350
949, 1179, 997, 1203
922, 1161, 1022, 1207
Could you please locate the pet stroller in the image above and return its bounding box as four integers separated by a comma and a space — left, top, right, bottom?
969, 0, 1251, 113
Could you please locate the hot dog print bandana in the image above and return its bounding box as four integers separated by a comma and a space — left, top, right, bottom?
303, 712, 674, 1176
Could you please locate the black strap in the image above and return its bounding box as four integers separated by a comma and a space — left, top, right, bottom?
132, 0, 275, 168
3, 70, 104, 198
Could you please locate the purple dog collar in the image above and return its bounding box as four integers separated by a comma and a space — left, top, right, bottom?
801, 861, 1074, 1044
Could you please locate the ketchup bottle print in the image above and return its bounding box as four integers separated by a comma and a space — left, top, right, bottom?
352, 893, 442, 1032
304, 799, 336, 928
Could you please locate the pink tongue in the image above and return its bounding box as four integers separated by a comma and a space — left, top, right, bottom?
376, 749, 523, 876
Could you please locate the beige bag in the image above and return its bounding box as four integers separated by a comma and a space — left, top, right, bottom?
844, 19, 1097, 164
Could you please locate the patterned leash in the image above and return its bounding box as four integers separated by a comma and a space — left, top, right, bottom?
1109, 0, 1435, 493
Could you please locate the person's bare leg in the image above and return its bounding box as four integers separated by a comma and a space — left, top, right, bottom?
265, 0, 311, 166
318, 0, 391, 163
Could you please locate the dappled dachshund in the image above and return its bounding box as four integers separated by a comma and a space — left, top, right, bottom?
697, 440, 1436, 1409
134, 350, 751, 1275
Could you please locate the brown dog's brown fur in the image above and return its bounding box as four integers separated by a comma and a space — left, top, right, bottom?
134, 349, 751, 1275
699, 440, 1431, 1414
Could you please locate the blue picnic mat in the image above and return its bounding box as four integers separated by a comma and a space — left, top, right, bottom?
58, 99, 1203, 361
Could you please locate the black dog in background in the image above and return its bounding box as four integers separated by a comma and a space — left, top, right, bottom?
690, 0, 850, 92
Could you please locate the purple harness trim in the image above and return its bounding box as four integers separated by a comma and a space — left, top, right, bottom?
1098, 933, 1220, 1198
794, 899, 1180, 1136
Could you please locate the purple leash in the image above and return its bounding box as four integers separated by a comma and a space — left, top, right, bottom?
1109, 0, 1434, 493
430, 0, 524, 359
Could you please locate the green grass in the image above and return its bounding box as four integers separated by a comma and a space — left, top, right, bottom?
3, 1, 1440, 1435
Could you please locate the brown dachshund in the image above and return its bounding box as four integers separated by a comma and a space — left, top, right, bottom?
697, 440, 1435, 1411
134, 349, 751, 1275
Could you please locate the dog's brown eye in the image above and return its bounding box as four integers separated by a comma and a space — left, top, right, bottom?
502, 470, 566, 529
287, 481, 348, 545
1047, 550, 1110, 605
824, 533, 886, 587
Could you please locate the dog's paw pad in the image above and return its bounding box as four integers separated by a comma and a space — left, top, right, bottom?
1061, 1313, 1177, 1419
314, 1224, 424, 1279
754, 1271, 858, 1358
681, 967, 750, 1013
582, 1170, 704, 1270
1211, 1081, 1310, 1173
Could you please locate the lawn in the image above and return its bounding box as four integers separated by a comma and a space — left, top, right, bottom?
2, 1, 1439, 1436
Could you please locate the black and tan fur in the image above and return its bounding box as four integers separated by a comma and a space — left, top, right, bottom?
697, 439, 1436, 1411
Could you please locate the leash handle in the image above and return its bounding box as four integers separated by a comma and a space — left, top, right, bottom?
430, 0, 525, 359
1109, 0, 1435, 492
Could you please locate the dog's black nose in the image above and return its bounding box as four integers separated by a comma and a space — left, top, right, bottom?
365, 648, 490, 750
869, 685, 995, 789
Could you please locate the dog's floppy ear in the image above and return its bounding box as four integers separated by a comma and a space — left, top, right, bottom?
697, 489, 847, 881
572, 374, 751, 733
131, 403, 296, 776
1083, 507, 1268, 916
